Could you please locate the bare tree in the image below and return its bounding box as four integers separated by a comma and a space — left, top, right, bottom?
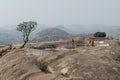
17, 21, 37, 48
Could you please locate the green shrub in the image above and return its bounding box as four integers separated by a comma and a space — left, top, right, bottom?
94, 32, 106, 37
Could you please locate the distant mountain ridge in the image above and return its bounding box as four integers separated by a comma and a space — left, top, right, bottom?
32, 28, 69, 42
56, 24, 120, 39
0, 24, 119, 45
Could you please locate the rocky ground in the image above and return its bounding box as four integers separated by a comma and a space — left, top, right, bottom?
0, 40, 120, 80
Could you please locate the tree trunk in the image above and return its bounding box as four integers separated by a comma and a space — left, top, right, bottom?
20, 35, 29, 48
20, 41, 27, 48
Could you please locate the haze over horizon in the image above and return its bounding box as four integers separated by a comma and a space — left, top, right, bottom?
0, 0, 120, 27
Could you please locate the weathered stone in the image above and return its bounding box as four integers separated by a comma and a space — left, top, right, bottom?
60, 67, 69, 77
47, 66, 55, 74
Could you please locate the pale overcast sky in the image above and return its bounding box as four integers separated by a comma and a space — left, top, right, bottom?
0, 0, 120, 26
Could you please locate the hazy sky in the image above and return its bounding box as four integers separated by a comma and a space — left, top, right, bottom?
0, 0, 120, 26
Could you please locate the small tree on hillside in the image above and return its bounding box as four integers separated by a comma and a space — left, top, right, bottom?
94, 32, 106, 37
17, 21, 37, 48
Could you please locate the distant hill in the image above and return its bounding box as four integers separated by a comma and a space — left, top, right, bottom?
0, 24, 119, 45
0, 25, 50, 45
0, 33, 22, 45
56, 24, 120, 39
0, 27, 22, 45
64, 24, 120, 34
32, 28, 69, 42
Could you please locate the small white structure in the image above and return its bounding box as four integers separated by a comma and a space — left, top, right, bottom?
99, 41, 104, 44
97, 44, 109, 47
96, 41, 109, 47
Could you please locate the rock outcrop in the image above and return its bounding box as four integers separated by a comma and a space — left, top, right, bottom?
0, 40, 120, 80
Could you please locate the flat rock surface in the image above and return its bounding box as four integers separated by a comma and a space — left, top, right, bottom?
0, 40, 120, 80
